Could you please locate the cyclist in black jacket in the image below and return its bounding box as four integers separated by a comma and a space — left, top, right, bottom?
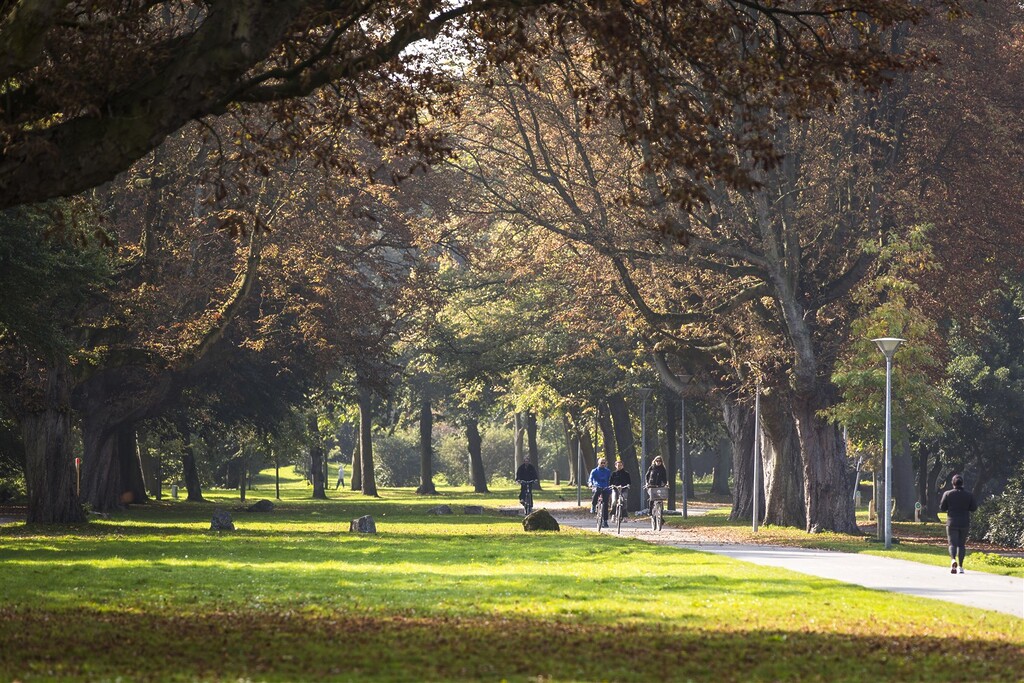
516, 457, 539, 506
939, 473, 978, 574
608, 460, 631, 518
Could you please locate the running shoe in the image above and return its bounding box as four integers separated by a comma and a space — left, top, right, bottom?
950, 560, 958, 574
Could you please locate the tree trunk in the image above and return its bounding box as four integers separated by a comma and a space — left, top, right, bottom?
607, 393, 640, 511
116, 425, 148, 506
665, 394, 678, 511
724, 398, 758, 522
466, 416, 488, 493
308, 413, 327, 500
416, 397, 436, 495
526, 410, 541, 489
176, 414, 205, 502
758, 390, 805, 528
892, 426, 916, 521
21, 361, 85, 524
513, 412, 525, 472
79, 408, 121, 513
792, 395, 858, 534
357, 385, 377, 497
350, 440, 362, 493
598, 403, 616, 462
916, 443, 939, 522
711, 437, 732, 496
563, 413, 579, 485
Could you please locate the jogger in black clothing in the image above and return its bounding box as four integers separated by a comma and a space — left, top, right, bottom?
939, 473, 978, 574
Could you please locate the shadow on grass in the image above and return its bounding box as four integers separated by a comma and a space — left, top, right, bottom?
0, 605, 1019, 682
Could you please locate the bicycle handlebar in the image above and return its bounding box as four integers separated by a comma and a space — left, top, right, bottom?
516, 479, 539, 484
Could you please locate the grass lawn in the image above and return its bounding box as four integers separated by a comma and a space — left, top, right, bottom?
1, 471, 1021, 682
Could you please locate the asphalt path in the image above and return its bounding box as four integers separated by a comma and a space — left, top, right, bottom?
543, 502, 1024, 619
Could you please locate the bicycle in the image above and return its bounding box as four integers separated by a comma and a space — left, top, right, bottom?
609, 484, 630, 534
593, 486, 611, 531
516, 479, 538, 516
647, 485, 669, 531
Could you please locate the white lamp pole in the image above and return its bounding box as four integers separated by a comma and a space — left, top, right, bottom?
638, 388, 654, 513
872, 337, 905, 550
677, 374, 691, 519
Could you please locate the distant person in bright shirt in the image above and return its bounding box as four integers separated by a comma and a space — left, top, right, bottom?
940, 473, 978, 574
334, 463, 345, 490
588, 458, 612, 520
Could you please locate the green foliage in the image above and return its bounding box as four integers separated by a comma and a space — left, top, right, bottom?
972, 467, 1024, 548
0, 202, 112, 358
828, 226, 950, 464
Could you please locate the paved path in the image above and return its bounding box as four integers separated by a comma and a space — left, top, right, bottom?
543, 503, 1024, 619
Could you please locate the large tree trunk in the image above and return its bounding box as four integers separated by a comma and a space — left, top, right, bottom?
607, 393, 640, 511
465, 416, 488, 493
892, 426, 916, 521
598, 404, 616, 462
792, 395, 858, 534
724, 398, 758, 522
357, 386, 377, 497
79, 410, 121, 513
916, 443, 939, 522
758, 390, 805, 528
21, 361, 85, 523
416, 397, 436, 495
308, 413, 327, 500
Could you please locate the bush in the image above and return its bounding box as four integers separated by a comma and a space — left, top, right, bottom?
973, 470, 1024, 548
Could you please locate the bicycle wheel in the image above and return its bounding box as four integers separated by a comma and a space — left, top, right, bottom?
650, 503, 658, 530
655, 502, 663, 531
615, 502, 623, 534
525, 491, 533, 516
596, 497, 606, 531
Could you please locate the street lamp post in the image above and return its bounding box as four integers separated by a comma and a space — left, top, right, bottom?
638, 388, 654, 514
872, 337, 905, 550
676, 374, 691, 519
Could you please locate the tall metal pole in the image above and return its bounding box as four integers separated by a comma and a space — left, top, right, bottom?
752, 381, 761, 533
884, 354, 893, 550
680, 394, 688, 519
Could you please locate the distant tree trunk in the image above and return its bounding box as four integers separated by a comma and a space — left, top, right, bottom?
792, 395, 858, 534
357, 385, 378, 497
916, 443, 939, 522
758, 391, 805, 528
607, 393, 640, 511
350, 441, 361, 491
724, 398, 758, 522
239, 455, 247, 502
711, 437, 732, 496
308, 413, 327, 500
526, 410, 541, 489
665, 394, 678, 511
892, 426, 916, 521
21, 361, 85, 524
513, 412, 525, 472
598, 403, 616, 462
416, 397, 436, 495
466, 416, 488, 493
275, 451, 281, 500
176, 415, 204, 502
563, 413, 580, 485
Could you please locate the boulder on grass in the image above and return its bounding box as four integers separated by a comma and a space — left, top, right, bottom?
522, 509, 559, 532
246, 499, 275, 513
428, 505, 453, 515
350, 515, 377, 533
211, 509, 235, 531
463, 505, 484, 515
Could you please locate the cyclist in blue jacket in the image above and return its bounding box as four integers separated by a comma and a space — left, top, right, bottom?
588, 458, 612, 521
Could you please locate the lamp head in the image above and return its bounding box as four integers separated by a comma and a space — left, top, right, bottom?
871, 337, 906, 359
637, 387, 654, 401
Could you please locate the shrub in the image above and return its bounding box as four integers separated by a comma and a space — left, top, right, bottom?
974, 470, 1024, 548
